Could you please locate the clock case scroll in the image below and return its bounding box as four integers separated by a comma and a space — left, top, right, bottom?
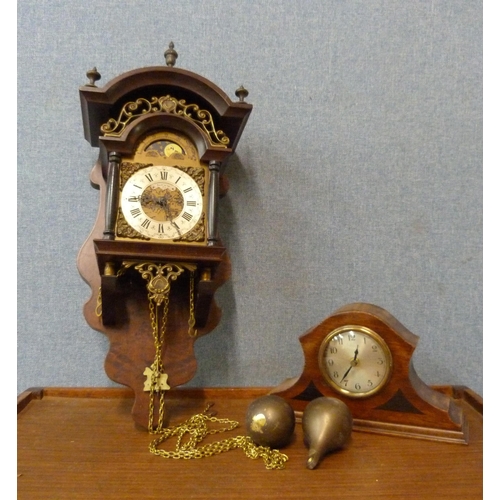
77, 61, 252, 429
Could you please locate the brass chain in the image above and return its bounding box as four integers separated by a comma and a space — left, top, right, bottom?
133, 261, 187, 432
187, 270, 197, 337
94, 263, 283, 468
147, 296, 170, 432
135, 261, 197, 432
95, 287, 102, 317
149, 404, 289, 470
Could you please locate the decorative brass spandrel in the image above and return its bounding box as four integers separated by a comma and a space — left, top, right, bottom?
115, 214, 149, 240
119, 162, 153, 186
181, 214, 205, 242
100, 95, 230, 147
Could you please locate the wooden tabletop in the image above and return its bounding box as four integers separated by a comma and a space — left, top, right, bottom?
17, 386, 482, 499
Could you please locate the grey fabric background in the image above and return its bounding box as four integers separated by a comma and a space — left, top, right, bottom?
18, 0, 482, 396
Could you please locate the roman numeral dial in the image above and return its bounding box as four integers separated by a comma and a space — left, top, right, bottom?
120, 165, 203, 240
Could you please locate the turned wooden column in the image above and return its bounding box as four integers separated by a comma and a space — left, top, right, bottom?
103, 151, 121, 240
207, 160, 221, 246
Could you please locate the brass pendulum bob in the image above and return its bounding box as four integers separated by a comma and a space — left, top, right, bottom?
302, 397, 353, 469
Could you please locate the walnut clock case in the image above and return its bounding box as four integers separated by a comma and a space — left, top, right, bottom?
272, 303, 468, 444
77, 46, 252, 429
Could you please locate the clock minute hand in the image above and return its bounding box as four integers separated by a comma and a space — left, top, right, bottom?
340, 365, 352, 383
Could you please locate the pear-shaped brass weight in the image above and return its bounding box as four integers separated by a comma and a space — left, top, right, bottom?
245, 395, 296, 448
302, 397, 353, 469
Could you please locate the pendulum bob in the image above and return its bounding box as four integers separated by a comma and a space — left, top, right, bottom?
302, 397, 353, 469
245, 395, 296, 449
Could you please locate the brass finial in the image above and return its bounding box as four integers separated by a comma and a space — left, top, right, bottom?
235, 85, 249, 102
85, 67, 101, 87
164, 42, 178, 67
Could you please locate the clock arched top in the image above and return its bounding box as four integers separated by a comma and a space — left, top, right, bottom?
80, 66, 252, 159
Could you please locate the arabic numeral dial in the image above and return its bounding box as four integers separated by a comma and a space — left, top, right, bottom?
319, 326, 393, 398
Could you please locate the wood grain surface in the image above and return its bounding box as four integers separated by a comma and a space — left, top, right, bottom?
18, 387, 482, 499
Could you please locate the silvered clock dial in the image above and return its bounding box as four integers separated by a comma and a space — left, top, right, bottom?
120, 165, 203, 240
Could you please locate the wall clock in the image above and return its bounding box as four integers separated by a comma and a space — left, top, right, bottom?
272, 303, 468, 443
77, 44, 252, 430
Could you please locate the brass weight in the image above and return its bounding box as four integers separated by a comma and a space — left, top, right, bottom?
302, 397, 353, 469
245, 395, 296, 449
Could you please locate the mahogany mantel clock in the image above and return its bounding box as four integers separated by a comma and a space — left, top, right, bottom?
77, 44, 252, 429
272, 303, 468, 444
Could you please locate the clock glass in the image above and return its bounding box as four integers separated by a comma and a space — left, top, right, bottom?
319, 325, 392, 398
120, 165, 203, 240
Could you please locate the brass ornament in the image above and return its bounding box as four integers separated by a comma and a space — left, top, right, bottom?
143, 366, 170, 392
235, 85, 249, 102
100, 95, 230, 147
95, 287, 102, 317
134, 262, 189, 304
164, 42, 178, 67
85, 67, 101, 87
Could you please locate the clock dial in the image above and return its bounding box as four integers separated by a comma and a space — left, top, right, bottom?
319, 325, 392, 398
120, 165, 203, 240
